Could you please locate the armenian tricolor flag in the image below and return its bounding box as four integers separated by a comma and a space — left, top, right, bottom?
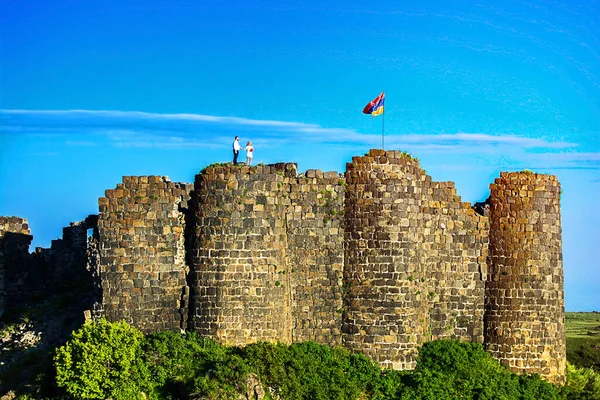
362, 91, 385, 117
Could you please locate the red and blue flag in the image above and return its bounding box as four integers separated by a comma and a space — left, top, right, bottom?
362, 92, 385, 117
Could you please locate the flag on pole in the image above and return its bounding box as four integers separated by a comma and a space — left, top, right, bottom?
362, 91, 385, 117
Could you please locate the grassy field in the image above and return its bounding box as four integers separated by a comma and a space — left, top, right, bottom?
566, 312, 600, 339
565, 311, 600, 369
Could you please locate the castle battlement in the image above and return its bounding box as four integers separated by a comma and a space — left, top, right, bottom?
0, 150, 566, 384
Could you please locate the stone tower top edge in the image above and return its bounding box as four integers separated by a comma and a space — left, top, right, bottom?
496, 170, 560, 181
196, 162, 343, 180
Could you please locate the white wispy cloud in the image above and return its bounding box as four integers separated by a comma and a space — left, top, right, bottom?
525, 151, 600, 170
1, 109, 594, 170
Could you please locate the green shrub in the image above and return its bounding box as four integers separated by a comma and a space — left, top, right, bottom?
562, 362, 600, 399
53, 329, 569, 400
399, 339, 562, 400
192, 353, 250, 399
242, 341, 394, 400
54, 319, 146, 399
139, 330, 245, 399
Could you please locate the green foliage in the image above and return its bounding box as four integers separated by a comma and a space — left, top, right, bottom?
242, 341, 395, 400
399, 339, 562, 400
138, 330, 247, 399
194, 352, 250, 399
399, 151, 420, 164
199, 162, 230, 173
568, 338, 600, 370
0, 347, 56, 397
54, 318, 146, 399
562, 362, 600, 400
50, 323, 573, 400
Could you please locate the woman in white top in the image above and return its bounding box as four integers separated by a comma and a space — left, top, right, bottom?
244, 141, 254, 165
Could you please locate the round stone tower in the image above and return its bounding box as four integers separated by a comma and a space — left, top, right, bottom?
343, 150, 430, 370
189, 164, 294, 345
485, 172, 566, 384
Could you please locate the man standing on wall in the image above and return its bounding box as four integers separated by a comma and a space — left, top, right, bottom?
232, 136, 241, 165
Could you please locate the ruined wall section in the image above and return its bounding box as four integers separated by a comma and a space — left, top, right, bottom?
98, 176, 192, 333
38, 215, 98, 292
425, 181, 488, 343
485, 172, 566, 384
342, 150, 487, 370
0, 217, 32, 318
285, 169, 345, 345
190, 164, 293, 344
0, 217, 31, 237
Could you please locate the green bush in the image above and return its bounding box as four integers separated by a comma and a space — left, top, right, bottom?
562, 362, 600, 399
54, 318, 146, 399
53, 327, 570, 400
399, 339, 562, 400
242, 341, 399, 400
139, 330, 247, 399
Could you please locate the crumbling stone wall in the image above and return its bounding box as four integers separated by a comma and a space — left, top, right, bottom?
0, 216, 100, 319
35, 215, 98, 292
285, 169, 345, 345
2, 150, 565, 384
425, 180, 488, 343
342, 150, 487, 370
485, 172, 566, 384
98, 176, 192, 333
0, 217, 32, 318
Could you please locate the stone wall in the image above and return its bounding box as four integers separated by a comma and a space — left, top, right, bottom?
190, 164, 292, 344
97, 176, 192, 333
1, 150, 566, 384
342, 150, 487, 370
425, 179, 488, 343
36, 215, 98, 292
485, 172, 566, 384
0, 216, 100, 319
189, 164, 345, 346
285, 169, 345, 345
0, 217, 32, 318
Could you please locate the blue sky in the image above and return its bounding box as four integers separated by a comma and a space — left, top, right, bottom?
0, 0, 598, 311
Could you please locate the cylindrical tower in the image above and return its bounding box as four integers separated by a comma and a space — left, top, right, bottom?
343, 150, 429, 370
485, 172, 566, 384
189, 164, 293, 345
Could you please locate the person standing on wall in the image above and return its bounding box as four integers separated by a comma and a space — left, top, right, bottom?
244, 141, 254, 165
232, 136, 241, 165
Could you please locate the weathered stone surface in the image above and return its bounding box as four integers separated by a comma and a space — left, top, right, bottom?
97, 176, 192, 333
343, 150, 487, 370
0, 215, 100, 320
485, 172, 566, 384
0, 152, 566, 385
190, 164, 344, 346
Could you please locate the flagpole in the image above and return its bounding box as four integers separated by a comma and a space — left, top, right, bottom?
382, 107, 385, 150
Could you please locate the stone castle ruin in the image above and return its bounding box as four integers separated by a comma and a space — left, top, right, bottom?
0, 150, 566, 384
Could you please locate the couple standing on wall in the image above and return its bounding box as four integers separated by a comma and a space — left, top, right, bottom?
232, 136, 254, 166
